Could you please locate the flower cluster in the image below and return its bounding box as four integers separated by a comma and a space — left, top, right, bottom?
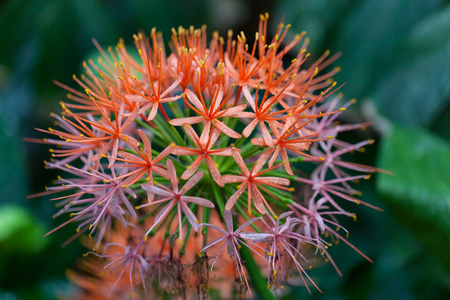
31, 13, 381, 299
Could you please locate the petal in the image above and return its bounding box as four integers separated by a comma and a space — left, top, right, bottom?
268, 146, 280, 168
142, 184, 174, 197
146, 200, 175, 235
235, 216, 262, 234
255, 176, 290, 186
211, 86, 224, 113
281, 148, 293, 175
146, 103, 159, 121
251, 185, 267, 214
251, 147, 274, 175
205, 157, 223, 186
242, 85, 256, 111
165, 159, 179, 192
181, 196, 214, 208
183, 124, 202, 149
221, 175, 246, 184
224, 183, 248, 210
260, 121, 274, 147
169, 116, 205, 126
199, 121, 211, 146
180, 171, 204, 194
181, 156, 203, 180
180, 201, 199, 231
219, 104, 247, 117
213, 120, 241, 139
138, 129, 152, 160
242, 119, 259, 137
231, 148, 250, 176
223, 210, 234, 232
185, 89, 206, 113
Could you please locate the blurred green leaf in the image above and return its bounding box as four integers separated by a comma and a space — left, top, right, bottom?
376, 125, 450, 274
0, 205, 48, 254
373, 4, 450, 127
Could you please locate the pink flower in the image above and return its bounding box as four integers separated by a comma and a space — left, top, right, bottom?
222, 148, 290, 215
138, 159, 214, 241
170, 125, 232, 184
199, 210, 265, 297
169, 87, 247, 144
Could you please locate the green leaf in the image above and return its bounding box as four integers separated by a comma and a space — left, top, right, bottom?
376, 125, 450, 273
0, 205, 49, 254
373, 4, 450, 127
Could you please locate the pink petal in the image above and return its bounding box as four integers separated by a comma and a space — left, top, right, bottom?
146, 103, 159, 121
281, 148, 293, 175
242, 85, 256, 111
225, 182, 248, 210
213, 120, 241, 139
268, 146, 280, 168
138, 129, 152, 160
199, 121, 211, 146
183, 124, 202, 149
120, 105, 140, 130
221, 175, 246, 184
169, 116, 205, 126
153, 144, 174, 164
146, 200, 175, 236
142, 184, 174, 197
180, 201, 200, 231
180, 171, 204, 194
260, 121, 274, 147
181, 196, 214, 208
205, 156, 223, 186
251, 147, 274, 175
250, 137, 265, 146
211, 86, 224, 113
181, 156, 203, 180
165, 159, 179, 192
223, 210, 234, 232
242, 119, 259, 137
255, 176, 290, 186
185, 89, 205, 113
220, 104, 247, 117
231, 148, 249, 176
251, 185, 267, 214
171, 147, 199, 156
118, 150, 141, 162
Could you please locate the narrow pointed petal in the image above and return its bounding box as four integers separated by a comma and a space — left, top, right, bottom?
252, 147, 274, 175
231, 148, 250, 176
165, 160, 179, 192
185, 89, 206, 113
242, 85, 256, 111
225, 183, 248, 210
146, 103, 159, 121
180, 201, 200, 231
242, 119, 259, 137
182, 196, 214, 208
199, 121, 211, 146
169, 116, 205, 126
142, 184, 174, 197
181, 156, 203, 180
205, 157, 223, 186
146, 200, 175, 235
260, 121, 274, 147
213, 120, 241, 139
138, 130, 152, 160
180, 171, 204, 194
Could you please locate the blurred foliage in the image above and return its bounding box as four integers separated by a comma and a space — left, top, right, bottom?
0, 0, 449, 299
378, 125, 450, 274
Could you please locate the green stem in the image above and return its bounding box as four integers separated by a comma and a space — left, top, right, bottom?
240, 246, 275, 300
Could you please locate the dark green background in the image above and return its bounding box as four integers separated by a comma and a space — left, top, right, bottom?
0, 0, 449, 299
